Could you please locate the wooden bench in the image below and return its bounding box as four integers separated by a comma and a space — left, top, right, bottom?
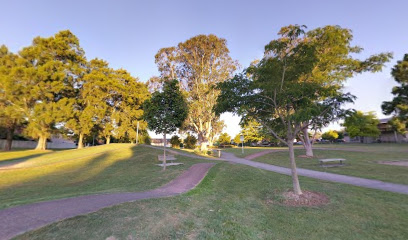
158, 154, 176, 162
319, 158, 346, 166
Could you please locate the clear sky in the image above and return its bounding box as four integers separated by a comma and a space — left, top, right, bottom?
1, 0, 407, 137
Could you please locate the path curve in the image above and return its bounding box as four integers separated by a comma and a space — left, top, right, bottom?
245, 150, 286, 160
221, 152, 408, 195
146, 145, 408, 195
0, 163, 215, 240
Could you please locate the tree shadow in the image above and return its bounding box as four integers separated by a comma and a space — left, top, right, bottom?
0, 151, 53, 169
0, 145, 196, 209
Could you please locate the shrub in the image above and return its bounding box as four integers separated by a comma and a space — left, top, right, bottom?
170, 135, 181, 148
184, 134, 197, 149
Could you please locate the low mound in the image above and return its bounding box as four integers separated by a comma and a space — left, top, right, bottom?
268, 190, 330, 207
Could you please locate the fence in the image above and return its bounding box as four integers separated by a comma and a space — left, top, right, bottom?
0, 140, 76, 149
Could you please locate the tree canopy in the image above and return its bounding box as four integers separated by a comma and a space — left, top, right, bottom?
154, 34, 238, 151
343, 111, 380, 139
218, 132, 231, 145
322, 130, 339, 142
0, 31, 150, 150
143, 80, 188, 135
382, 54, 408, 134
216, 25, 391, 195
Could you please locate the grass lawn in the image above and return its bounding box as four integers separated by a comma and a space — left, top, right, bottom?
221, 143, 408, 158
0, 144, 205, 209
17, 162, 408, 240
221, 146, 286, 158
249, 148, 408, 185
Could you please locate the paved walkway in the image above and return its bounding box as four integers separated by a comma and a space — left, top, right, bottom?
221, 152, 408, 195
245, 149, 286, 160
148, 145, 408, 195
0, 163, 215, 240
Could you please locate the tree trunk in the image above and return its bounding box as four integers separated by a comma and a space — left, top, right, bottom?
106, 136, 111, 144
77, 133, 84, 149
288, 141, 303, 195
35, 135, 47, 151
302, 128, 313, 157
162, 133, 166, 171
394, 131, 399, 143
200, 141, 208, 152
4, 127, 14, 151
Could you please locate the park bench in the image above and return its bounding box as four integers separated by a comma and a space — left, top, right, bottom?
158, 154, 176, 162
319, 158, 346, 166
156, 154, 183, 167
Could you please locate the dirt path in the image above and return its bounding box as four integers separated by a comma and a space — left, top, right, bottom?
0, 163, 215, 240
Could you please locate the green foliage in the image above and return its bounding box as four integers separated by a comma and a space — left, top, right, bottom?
388, 117, 407, 134
143, 80, 188, 135
142, 134, 151, 145
322, 130, 339, 142
343, 111, 380, 138
233, 134, 242, 144
154, 35, 237, 147
240, 120, 264, 143
20, 31, 86, 143
382, 54, 408, 131
216, 25, 390, 144
218, 132, 231, 145
170, 135, 181, 148
183, 134, 197, 149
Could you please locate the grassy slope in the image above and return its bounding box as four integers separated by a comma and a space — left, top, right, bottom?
0, 144, 205, 209
18, 163, 408, 240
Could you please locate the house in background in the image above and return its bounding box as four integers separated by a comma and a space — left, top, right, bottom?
151, 138, 171, 147
344, 118, 408, 143
377, 118, 408, 143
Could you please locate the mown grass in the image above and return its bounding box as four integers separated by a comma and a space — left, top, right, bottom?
18, 162, 408, 240
221, 143, 408, 158
0, 144, 205, 209
251, 148, 408, 185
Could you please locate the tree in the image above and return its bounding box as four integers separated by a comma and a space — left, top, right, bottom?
233, 134, 242, 145
0, 45, 30, 150
19, 30, 86, 150
65, 59, 104, 149
240, 119, 265, 144
382, 54, 408, 135
343, 111, 380, 141
111, 69, 150, 144
170, 135, 181, 148
218, 132, 231, 145
154, 34, 238, 152
322, 130, 339, 142
216, 25, 390, 195
143, 80, 188, 170
183, 134, 197, 149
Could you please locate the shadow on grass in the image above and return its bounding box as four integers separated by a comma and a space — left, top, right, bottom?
0, 145, 197, 209
0, 152, 54, 169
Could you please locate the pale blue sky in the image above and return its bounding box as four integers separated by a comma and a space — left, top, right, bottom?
1, 0, 406, 137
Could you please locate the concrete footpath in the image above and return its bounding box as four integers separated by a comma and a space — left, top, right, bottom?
221, 151, 408, 195
0, 163, 215, 240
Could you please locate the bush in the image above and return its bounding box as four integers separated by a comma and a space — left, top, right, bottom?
184, 134, 197, 149
170, 135, 181, 148
142, 134, 151, 145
